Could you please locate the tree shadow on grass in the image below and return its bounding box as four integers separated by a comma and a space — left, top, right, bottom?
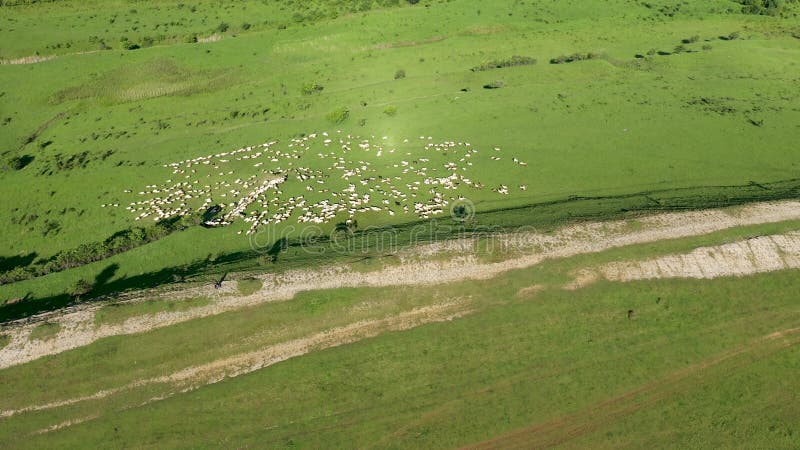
0, 252, 37, 273
0, 250, 262, 323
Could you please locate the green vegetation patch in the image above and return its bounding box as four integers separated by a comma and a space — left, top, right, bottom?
49, 59, 231, 104
28, 322, 61, 341
237, 278, 263, 296
94, 297, 211, 326
470, 55, 537, 72
549, 51, 600, 64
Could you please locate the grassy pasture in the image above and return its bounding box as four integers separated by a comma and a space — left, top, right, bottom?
1, 0, 800, 306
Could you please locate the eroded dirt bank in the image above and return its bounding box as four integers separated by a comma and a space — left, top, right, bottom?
1, 200, 798, 369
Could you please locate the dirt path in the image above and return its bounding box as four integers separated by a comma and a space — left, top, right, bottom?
465, 327, 800, 450
1, 200, 799, 370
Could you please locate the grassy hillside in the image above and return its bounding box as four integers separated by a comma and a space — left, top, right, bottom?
1, 0, 799, 306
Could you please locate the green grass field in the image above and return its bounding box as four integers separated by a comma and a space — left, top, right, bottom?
1, 0, 800, 447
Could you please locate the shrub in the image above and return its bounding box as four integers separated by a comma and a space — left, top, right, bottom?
549, 52, 598, 64
241, 22, 252, 30
69, 278, 94, 299
5, 155, 34, 170
301, 82, 324, 95
483, 80, 504, 89
383, 105, 398, 116
0, 267, 29, 285
682, 35, 700, 44
471, 55, 536, 71
217, 22, 230, 33
723, 31, 741, 40
702, 44, 713, 51
737, 0, 789, 15
327, 107, 350, 124
394, 69, 406, 79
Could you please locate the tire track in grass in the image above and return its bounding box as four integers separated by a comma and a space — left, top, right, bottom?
465, 328, 800, 450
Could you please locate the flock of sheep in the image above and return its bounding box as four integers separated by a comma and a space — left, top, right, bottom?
114, 131, 528, 235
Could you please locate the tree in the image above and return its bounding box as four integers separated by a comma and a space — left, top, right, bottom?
5, 155, 33, 170
69, 279, 94, 300
327, 107, 350, 124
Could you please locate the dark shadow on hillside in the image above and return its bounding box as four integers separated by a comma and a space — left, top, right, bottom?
94, 263, 119, 288
0, 252, 38, 273
266, 237, 289, 263
0, 251, 260, 323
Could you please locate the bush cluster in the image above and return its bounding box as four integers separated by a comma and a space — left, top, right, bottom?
3, 155, 34, 171
326, 107, 350, 124
0, 215, 201, 286
738, 0, 795, 15
301, 82, 324, 95
549, 52, 599, 64
471, 55, 537, 72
